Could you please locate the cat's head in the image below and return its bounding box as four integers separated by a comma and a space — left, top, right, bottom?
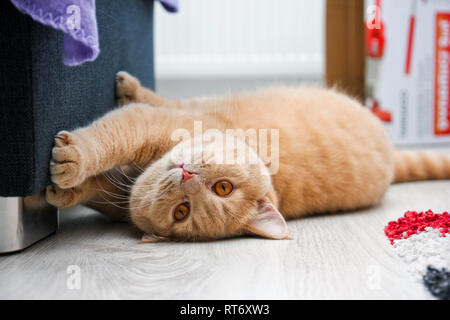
129, 133, 288, 242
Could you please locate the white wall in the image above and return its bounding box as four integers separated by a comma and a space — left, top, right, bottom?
155, 0, 325, 79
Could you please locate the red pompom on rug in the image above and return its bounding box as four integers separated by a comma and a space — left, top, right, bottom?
384, 211, 450, 300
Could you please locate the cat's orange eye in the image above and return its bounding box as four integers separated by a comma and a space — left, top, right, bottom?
213, 180, 234, 197
174, 202, 190, 221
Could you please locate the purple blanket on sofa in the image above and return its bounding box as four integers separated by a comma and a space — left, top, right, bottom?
10, 0, 178, 66
160, 0, 179, 12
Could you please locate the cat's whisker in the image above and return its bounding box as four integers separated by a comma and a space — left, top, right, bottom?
115, 166, 137, 183
90, 195, 153, 210
92, 176, 133, 203
106, 169, 134, 188
101, 173, 127, 191
102, 172, 132, 193
131, 162, 146, 173
93, 187, 152, 202
89, 199, 131, 210
94, 188, 129, 200
91, 199, 131, 205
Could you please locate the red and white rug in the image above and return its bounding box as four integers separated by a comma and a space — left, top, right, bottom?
384, 210, 450, 299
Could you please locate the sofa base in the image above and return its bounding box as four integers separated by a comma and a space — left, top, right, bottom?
0, 193, 58, 254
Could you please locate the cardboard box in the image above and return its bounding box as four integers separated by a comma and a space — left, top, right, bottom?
365, 0, 450, 145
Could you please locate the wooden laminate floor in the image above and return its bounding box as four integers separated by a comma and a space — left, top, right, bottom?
1, 177, 449, 299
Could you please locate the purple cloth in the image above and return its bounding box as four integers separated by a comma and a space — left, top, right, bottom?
10, 0, 178, 66
11, 0, 99, 66
159, 0, 179, 13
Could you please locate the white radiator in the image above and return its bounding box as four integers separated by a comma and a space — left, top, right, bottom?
155, 0, 325, 78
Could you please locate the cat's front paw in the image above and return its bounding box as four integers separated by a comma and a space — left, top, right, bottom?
50, 131, 87, 189
116, 71, 140, 106
45, 184, 83, 208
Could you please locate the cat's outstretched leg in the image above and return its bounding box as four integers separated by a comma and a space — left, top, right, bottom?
46, 180, 94, 209
116, 71, 171, 107
49, 104, 185, 189
46, 166, 140, 220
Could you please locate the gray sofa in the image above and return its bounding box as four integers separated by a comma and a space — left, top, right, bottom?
0, 0, 155, 252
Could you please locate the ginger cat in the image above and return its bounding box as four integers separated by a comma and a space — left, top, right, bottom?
46, 72, 450, 242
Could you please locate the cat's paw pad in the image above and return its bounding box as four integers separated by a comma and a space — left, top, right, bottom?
50, 131, 86, 189
116, 71, 140, 105
45, 184, 83, 208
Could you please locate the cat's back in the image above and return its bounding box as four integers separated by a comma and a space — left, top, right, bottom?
227, 85, 363, 126
227, 85, 387, 145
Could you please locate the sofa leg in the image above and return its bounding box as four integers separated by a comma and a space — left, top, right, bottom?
0, 193, 58, 254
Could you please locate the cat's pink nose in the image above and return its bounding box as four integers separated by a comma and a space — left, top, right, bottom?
179, 163, 196, 183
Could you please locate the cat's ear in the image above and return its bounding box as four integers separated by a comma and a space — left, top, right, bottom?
138, 233, 168, 244
245, 198, 289, 240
